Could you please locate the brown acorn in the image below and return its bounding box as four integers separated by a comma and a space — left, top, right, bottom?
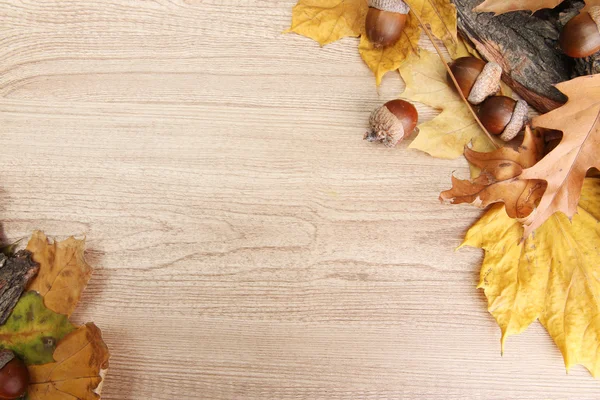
477, 96, 528, 142
0, 351, 28, 400
447, 57, 502, 105
364, 99, 418, 147
365, 0, 409, 48
560, 7, 600, 58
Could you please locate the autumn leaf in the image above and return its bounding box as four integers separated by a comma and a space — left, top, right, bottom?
473, 0, 564, 14
440, 126, 547, 218
287, 0, 460, 83
358, 16, 420, 85
399, 50, 495, 158
27, 323, 109, 400
26, 231, 92, 317
462, 178, 600, 376
285, 0, 368, 46
518, 74, 600, 237
0, 292, 74, 365
405, 0, 458, 56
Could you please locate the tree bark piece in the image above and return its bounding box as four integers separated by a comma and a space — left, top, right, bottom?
0, 250, 39, 325
454, 0, 597, 113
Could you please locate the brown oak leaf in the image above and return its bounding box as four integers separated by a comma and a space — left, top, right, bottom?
520, 74, 600, 237
27, 323, 109, 400
26, 231, 92, 317
440, 126, 546, 218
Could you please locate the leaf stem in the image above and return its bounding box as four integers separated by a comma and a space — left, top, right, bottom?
409, 10, 500, 149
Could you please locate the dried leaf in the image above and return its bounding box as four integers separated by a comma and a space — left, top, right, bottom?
440, 127, 547, 218
462, 178, 600, 376
405, 0, 458, 56
28, 323, 109, 400
519, 75, 600, 237
473, 0, 564, 14
285, 0, 368, 46
399, 50, 495, 158
358, 15, 421, 85
0, 292, 74, 365
287, 0, 460, 83
26, 231, 92, 317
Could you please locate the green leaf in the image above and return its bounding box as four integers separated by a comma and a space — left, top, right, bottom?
0, 292, 75, 365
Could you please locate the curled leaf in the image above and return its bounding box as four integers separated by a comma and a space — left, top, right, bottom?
473, 0, 564, 14
28, 323, 109, 400
0, 292, 74, 365
440, 126, 547, 218
26, 231, 92, 317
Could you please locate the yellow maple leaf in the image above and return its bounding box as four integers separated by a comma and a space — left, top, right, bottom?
28, 323, 110, 399
358, 15, 421, 85
405, 0, 458, 56
287, 0, 460, 83
462, 178, 600, 376
399, 50, 495, 159
26, 231, 92, 317
286, 0, 369, 46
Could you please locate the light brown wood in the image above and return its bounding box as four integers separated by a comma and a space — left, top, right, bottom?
0, 1, 598, 399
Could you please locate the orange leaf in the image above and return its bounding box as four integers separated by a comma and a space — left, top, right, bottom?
440, 127, 547, 218
27, 323, 109, 400
520, 74, 600, 237
26, 231, 92, 317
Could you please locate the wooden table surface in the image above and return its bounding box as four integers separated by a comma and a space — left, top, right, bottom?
1, 1, 599, 399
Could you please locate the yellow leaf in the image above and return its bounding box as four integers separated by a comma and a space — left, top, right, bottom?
473, 0, 564, 14
399, 50, 495, 159
286, 0, 368, 46
358, 14, 421, 85
405, 0, 458, 56
26, 231, 92, 317
462, 178, 600, 376
28, 323, 110, 400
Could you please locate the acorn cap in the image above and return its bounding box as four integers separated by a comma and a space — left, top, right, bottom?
364, 104, 405, 147
467, 61, 502, 104
500, 99, 528, 141
369, 0, 409, 14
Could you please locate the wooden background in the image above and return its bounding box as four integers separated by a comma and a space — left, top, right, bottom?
1, 1, 598, 399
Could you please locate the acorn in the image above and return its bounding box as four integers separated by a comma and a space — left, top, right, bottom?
0, 350, 28, 400
364, 99, 418, 147
559, 7, 600, 58
447, 57, 502, 105
365, 0, 410, 48
477, 96, 528, 142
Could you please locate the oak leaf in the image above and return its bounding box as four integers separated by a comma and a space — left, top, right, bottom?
519, 75, 600, 237
26, 231, 92, 317
473, 0, 564, 14
27, 323, 109, 400
0, 292, 74, 365
440, 127, 547, 218
462, 178, 600, 376
399, 50, 495, 158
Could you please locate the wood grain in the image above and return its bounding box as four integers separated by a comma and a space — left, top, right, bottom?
0, 1, 598, 399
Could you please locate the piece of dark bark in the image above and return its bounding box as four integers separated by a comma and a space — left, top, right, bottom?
0, 250, 39, 325
454, 0, 600, 113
